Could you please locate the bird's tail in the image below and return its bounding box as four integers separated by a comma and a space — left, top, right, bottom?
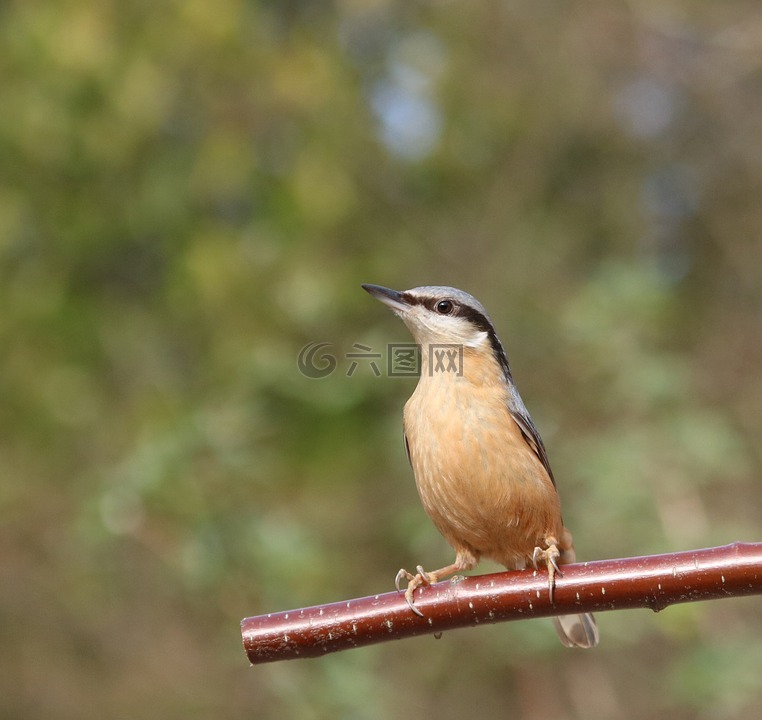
552, 613, 599, 648
553, 528, 599, 648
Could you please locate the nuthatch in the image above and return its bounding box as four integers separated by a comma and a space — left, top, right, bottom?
363, 283, 599, 648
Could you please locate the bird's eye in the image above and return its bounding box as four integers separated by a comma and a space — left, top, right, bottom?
435, 299, 454, 315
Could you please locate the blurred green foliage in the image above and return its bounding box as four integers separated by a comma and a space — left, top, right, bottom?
2, 1, 762, 718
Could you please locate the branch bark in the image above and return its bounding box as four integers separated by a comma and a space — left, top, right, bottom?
241, 542, 762, 665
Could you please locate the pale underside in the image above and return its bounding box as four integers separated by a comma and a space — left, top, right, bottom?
402, 346, 574, 569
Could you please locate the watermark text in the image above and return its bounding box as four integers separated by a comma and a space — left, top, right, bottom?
297, 342, 464, 378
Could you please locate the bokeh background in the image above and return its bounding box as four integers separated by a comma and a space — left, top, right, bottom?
2, 1, 762, 718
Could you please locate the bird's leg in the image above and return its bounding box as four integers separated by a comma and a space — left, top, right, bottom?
532, 536, 562, 603
395, 548, 477, 617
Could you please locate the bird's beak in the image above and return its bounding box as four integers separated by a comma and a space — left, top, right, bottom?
362, 284, 411, 314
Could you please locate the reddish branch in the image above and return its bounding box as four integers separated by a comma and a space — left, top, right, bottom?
241, 542, 762, 665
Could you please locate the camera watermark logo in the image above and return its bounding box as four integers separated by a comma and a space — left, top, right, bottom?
297, 342, 338, 379
296, 342, 463, 378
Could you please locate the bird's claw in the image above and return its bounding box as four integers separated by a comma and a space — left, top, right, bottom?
416, 565, 433, 584
395, 568, 414, 593
394, 566, 432, 617
532, 544, 562, 602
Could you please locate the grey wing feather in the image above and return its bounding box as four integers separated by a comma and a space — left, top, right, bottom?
506, 385, 556, 488
510, 410, 556, 487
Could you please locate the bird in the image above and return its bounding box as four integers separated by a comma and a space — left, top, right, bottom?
362, 283, 599, 648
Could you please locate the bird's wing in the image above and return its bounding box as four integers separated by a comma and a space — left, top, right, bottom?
493, 339, 557, 489
403, 431, 412, 467
509, 409, 556, 488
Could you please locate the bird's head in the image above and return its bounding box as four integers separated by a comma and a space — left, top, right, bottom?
362, 284, 497, 349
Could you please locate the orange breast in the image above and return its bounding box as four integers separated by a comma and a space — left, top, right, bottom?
403, 348, 562, 569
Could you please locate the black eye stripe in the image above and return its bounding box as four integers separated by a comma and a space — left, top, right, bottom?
407, 293, 514, 381
408, 295, 494, 332
453, 305, 493, 333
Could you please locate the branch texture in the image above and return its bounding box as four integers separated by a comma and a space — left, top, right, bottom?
241, 542, 762, 665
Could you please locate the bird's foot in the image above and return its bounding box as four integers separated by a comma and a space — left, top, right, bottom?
532, 543, 561, 602
394, 565, 436, 617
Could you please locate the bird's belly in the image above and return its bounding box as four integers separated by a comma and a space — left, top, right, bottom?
404, 387, 561, 567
